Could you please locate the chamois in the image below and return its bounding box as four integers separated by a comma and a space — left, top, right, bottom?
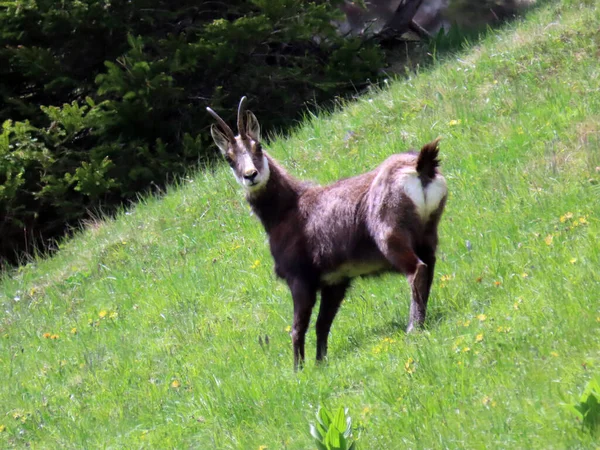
207, 97, 447, 370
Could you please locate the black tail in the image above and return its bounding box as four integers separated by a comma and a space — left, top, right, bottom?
416, 138, 441, 179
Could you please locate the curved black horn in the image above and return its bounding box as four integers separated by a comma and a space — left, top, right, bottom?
237, 96, 247, 139
206, 107, 235, 141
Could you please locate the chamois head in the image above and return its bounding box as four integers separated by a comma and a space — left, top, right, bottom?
207, 97, 269, 193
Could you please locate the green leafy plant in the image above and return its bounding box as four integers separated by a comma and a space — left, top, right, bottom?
567, 377, 600, 434
310, 406, 357, 450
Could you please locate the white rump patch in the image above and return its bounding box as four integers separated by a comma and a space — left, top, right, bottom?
402, 171, 447, 221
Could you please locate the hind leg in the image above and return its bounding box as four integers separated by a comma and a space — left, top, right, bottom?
377, 232, 429, 333
415, 244, 437, 308
406, 261, 429, 333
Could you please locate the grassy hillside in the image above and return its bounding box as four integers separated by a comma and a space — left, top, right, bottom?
1, 1, 599, 448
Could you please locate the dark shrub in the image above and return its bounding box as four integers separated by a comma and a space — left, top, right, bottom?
0, 0, 384, 264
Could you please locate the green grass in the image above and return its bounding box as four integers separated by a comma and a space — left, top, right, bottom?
2, 1, 600, 448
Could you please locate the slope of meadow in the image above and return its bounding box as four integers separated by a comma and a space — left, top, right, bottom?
1, 1, 599, 448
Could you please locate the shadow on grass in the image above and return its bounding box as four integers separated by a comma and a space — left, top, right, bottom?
327, 299, 449, 363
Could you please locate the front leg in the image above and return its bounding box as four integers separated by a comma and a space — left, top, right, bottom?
316, 281, 349, 362
288, 278, 317, 370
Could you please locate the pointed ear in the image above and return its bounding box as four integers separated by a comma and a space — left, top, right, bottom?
245, 111, 261, 142
210, 124, 230, 155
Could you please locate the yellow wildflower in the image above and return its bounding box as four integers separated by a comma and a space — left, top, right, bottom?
477, 314, 487, 322
521, 273, 528, 278
462, 347, 471, 353
404, 357, 415, 374
579, 217, 587, 225
250, 260, 261, 269
71, 327, 77, 334
475, 333, 484, 343
0, 424, 6, 432
285, 325, 291, 333
362, 406, 371, 415
171, 380, 181, 388
559, 212, 573, 223
463, 320, 471, 327
258, 446, 268, 450
50, 334, 59, 340
570, 258, 577, 264
440, 274, 452, 282
550, 351, 559, 357
513, 298, 522, 310
448, 119, 461, 126
544, 234, 553, 246
453, 337, 464, 352
494, 281, 502, 287
482, 396, 497, 407
99, 310, 107, 319
43, 332, 51, 339
109, 311, 118, 319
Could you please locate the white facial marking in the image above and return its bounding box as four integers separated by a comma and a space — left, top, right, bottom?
231, 167, 245, 186
402, 170, 447, 221
237, 154, 270, 194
